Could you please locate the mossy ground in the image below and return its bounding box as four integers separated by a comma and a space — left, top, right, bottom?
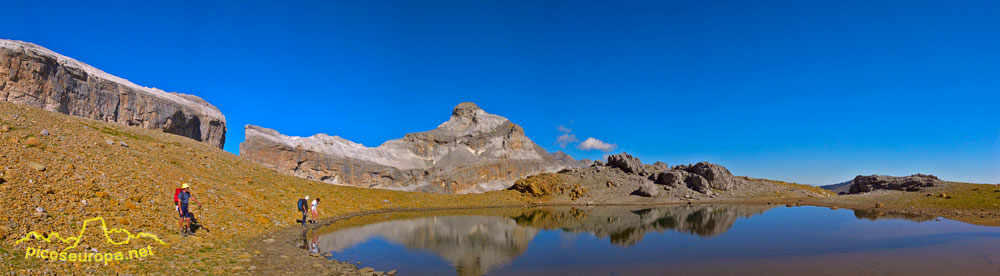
746, 177, 836, 197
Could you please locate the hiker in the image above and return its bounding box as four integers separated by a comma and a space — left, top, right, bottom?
174, 185, 184, 233
298, 195, 309, 226
309, 197, 321, 224
177, 183, 202, 235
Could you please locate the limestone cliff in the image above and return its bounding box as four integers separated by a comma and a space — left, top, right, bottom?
0, 39, 226, 148
240, 102, 586, 193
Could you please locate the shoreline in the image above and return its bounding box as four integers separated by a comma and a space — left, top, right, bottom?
247, 198, 1000, 275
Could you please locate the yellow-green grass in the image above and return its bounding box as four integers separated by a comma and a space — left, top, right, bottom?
909, 182, 1000, 210
743, 177, 835, 197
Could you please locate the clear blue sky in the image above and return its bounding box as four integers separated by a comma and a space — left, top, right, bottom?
4, 0, 997, 184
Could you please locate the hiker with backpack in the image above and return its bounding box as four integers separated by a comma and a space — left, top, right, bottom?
297, 195, 309, 226
174, 185, 184, 232
176, 183, 202, 235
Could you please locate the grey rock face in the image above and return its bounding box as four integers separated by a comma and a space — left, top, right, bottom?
634, 181, 659, 197
650, 161, 670, 173
848, 174, 941, 194
607, 152, 646, 175
654, 170, 686, 188
240, 102, 585, 194
0, 39, 226, 148
683, 162, 735, 191
685, 174, 714, 195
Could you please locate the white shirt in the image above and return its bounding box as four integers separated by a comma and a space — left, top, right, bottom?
310, 199, 318, 211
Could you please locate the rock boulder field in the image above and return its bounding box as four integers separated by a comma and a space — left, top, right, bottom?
847, 174, 942, 194
0, 39, 226, 148
510, 151, 835, 203
240, 102, 588, 194
606, 152, 733, 195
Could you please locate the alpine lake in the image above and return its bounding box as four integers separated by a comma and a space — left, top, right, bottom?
304, 205, 1000, 276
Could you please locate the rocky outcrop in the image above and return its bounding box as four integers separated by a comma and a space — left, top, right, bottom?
240, 102, 585, 194
0, 39, 226, 148
684, 174, 713, 195
606, 152, 646, 175
683, 162, 735, 190
600, 154, 736, 196
847, 174, 942, 194
654, 171, 685, 188
650, 161, 669, 172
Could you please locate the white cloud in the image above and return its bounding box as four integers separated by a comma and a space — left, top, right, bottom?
556, 133, 578, 148
577, 137, 616, 152
557, 125, 572, 133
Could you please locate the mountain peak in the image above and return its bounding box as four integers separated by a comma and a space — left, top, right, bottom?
241, 102, 586, 193
452, 102, 484, 120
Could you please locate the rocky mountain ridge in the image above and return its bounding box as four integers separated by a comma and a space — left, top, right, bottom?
0, 39, 226, 148
820, 180, 853, 195
240, 102, 587, 193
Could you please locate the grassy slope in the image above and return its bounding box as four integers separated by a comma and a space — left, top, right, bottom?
908, 182, 1000, 210
0, 102, 530, 275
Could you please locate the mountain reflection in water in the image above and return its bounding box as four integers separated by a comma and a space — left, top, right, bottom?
307, 205, 773, 275
307, 205, 1000, 276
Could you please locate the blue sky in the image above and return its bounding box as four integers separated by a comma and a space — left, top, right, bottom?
3, 0, 997, 184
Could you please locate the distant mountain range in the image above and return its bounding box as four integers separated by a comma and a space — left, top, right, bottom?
820, 180, 853, 195
240, 102, 588, 194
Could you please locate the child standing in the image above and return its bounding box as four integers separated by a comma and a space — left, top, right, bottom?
309, 198, 321, 224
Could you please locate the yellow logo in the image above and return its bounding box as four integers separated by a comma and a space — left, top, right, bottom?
15, 217, 167, 264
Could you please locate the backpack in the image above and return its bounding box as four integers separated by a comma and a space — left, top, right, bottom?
174, 188, 183, 203
297, 198, 307, 212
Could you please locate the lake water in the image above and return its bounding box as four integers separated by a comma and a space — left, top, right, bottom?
305, 205, 1000, 276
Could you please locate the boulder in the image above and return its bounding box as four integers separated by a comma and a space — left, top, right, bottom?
634, 181, 659, 197
683, 162, 735, 191
654, 170, 686, 188
848, 174, 941, 194
607, 152, 646, 175
685, 174, 714, 195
